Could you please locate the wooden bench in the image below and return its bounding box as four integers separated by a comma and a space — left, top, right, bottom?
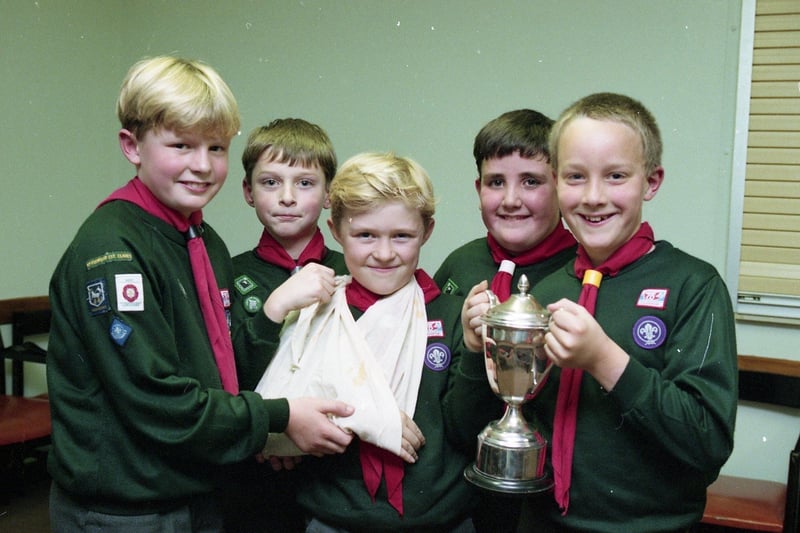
702, 475, 787, 531
700, 355, 800, 533
0, 296, 52, 502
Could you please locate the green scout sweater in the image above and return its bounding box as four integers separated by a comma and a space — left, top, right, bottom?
47, 200, 288, 514
294, 292, 480, 532
231, 246, 346, 390
445, 241, 738, 533
433, 236, 577, 298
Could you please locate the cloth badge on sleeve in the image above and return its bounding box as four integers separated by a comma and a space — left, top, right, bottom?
427, 319, 444, 338
220, 289, 231, 309
425, 342, 451, 371
633, 316, 667, 349
110, 317, 133, 346
115, 273, 144, 312
441, 279, 459, 295
234, 275, 257, 295
636, 288, 669, 310
85, 251, 133, 270
86, 278, 111, 316
243, 295, 262, 314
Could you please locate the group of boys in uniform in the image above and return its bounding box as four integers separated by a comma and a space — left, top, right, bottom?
44, 55, 737, 533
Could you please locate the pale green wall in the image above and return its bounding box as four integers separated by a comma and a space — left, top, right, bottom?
2, 0, 797, 482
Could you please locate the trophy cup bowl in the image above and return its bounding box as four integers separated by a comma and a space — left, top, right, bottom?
464, 274, 554, 494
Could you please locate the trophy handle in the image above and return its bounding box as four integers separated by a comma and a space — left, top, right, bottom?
481, 289, 499, 396
485, 289, 499, 308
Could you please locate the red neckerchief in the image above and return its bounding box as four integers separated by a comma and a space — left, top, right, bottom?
348, 269, 440, 516
346, 269, 440, 311
98, 177, 239, 394
552, 222, 654, 514
488, 223, 576, 301
254, 227, 326, 272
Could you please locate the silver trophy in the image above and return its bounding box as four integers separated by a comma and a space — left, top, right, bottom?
464, 274, 553, 494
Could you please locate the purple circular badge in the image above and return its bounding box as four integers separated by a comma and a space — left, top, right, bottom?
633, 316, 666, 349
425, 342, 451, 371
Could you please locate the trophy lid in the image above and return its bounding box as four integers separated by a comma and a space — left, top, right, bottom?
481, 275, 550, 329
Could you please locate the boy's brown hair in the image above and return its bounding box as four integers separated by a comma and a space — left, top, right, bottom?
241, 118, 337, 186
473, 109, 554, 174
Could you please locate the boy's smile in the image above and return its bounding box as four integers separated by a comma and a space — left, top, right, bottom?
119, 127, 230, 218
330, 201, 433, 297
244, 157, 329, 259
476, 152, 560, 254
555, 117, 663, 266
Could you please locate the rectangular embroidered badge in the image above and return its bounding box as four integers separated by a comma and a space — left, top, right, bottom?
86, 278, 111, 316
427, 319, 444, 338
220, 289, 231, 309
636, 288, 669, 309
85, 251, 133, 270
115, 273, 144, 312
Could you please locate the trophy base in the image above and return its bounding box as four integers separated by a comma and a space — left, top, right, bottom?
464, 462, 553, 495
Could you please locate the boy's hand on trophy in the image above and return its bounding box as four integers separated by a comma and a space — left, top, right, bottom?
461, 280, 490, 353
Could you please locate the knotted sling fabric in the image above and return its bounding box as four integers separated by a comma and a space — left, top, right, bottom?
487, 223, 576, 302
255, 226, 326, 272
551, 222, 654, 514
255, 270, 439, 515
349, 271, 439, 516
99, 177, 239, 394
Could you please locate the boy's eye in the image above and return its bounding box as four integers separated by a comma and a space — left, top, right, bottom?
609, 172, 625, 180
487, 178, 504, 188
522, 177, 543, 187
209, 145, 226, 153
298, 179, 314, 187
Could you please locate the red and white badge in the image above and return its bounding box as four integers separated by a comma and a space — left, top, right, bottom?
115, 273, 144, 312
636, 288, 668, 310
427, 319, 444, 338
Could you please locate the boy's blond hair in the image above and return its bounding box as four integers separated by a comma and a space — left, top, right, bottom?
549, 92, 662, 175
117, 56, 240, 140
329, 152, 436, 230
241, 118, 337, 186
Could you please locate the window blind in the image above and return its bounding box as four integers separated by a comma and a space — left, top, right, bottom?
738, 0, 800, 311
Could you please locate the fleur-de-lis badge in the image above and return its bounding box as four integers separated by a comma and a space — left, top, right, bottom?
425, 342, 451, 371
633, 316, 667, 350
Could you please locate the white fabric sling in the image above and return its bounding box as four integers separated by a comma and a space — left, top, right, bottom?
255, 275, 427, 457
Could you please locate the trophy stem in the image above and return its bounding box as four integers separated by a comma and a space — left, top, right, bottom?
465, 402, 552, 494
496, 403, 535, 439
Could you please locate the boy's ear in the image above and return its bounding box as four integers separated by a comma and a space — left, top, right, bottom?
323, 191, 331, 209
643, 166, 665, 201
242, 178, 255, 207
421, 218, 435, 245
474, 177, 481, 195
327, 218, 342, 244
118, 129, 141, 166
